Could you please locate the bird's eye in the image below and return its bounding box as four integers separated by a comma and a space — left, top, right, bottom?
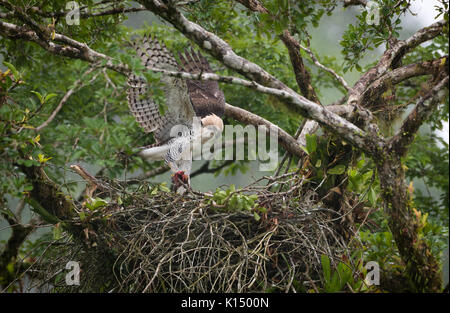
178, 131, 182, 137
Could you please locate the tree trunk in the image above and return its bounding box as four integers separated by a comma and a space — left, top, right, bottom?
377, 153, 442, 292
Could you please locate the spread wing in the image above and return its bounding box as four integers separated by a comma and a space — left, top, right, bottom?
127, 35, 196, 143
178, 48, 225, 118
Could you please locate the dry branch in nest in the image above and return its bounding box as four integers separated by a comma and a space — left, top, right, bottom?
27, 171, 352, 293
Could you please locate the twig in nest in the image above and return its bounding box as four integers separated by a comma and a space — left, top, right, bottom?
70, 164, 113, 198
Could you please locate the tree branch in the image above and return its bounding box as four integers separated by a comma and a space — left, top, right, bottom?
234, 0, 269, 14
35, 66, 99, 132
70, 164, 115, 194
190, 160, 234, 178
137, 0, 294, 93
0, 0, 50, 42
299, 43, 351, 92
28, 3, 147, 19
133, 65, 373, 152
280, 30, 322, 103
342, 0, 367, 7
348, 20, 446, 108
2, 2, 376, 154
17, 164, 74, 222
360, 56, 449, 108
389, 75, 449, 156
224, 103, 305, 157
0, 200, 34, 290
0, 20, 130, 75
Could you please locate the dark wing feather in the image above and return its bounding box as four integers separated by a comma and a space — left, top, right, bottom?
127, 35, 196, 143
178, 48, 225, 118
127, 74, 169, 134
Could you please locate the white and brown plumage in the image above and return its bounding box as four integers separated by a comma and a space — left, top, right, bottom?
127, 35, 225, 192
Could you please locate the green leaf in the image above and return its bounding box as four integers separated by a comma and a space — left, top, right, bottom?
159, 183, 170, 192
3, 61, 19, 78
315, 159, 322, 168
306, 134, 317, 155
327, 165, 346, 175
321, 254, 331, 283
45, 93, 58, 102
329, 272, 341, 292
337, 262, 352, 284
30, 91, 43, 104
86, 197, 108, 210
300, 145, 310, 155
53, 223, 62, 240
368, 187, 377, 207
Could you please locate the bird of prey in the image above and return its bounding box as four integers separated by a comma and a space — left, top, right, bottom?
126, 35, 225, 192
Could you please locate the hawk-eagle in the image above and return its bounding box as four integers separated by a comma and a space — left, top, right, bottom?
127, 35, 225, 192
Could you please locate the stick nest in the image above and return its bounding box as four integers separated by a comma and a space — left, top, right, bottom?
31, 175, 350, 292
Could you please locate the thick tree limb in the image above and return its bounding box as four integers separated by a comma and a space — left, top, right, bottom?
298, 22, 446, 148
0, 20, 130, 75
17, 164, 74, 223
377, 151, 444, 292
297, 21, 446, 147
342, 0, 367, 7
360, 56, 449, 108
224, 103, 305, 157
372, 74, 448, 292
27, 3, 147, 19
280, 30, 321, 104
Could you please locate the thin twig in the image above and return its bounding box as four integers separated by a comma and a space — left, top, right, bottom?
35, 66, 98, 132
